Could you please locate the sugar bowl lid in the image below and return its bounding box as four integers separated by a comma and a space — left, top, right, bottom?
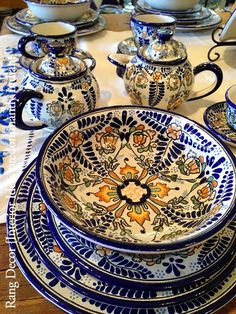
139, 31, 187, 65
29, 54, 87, 81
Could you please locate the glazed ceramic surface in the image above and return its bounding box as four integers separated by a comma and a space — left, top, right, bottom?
15, 8, 99, 28
204, 101, 236, 148
7, 160, 236, 314
16, 56, 99, 129
28, 181, 233, 307
6, 15, 106, 37
36, 107, 236, 253
144, 0, 198, 11
47, 203, 236, 290
219, 9, 236, 41
117, 37, 137, 55
24, 0, 91, 21
225, 84, 236, 131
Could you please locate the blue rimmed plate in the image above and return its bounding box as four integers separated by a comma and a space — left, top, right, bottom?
204, 101, 236, 148
36, 106, 236, 254
7, 160, 236, 314
47, 204, 236, 291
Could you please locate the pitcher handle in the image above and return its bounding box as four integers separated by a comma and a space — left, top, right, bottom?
188, 62, 223, 102
15, 89, 47, 130
18, 35, 38, 60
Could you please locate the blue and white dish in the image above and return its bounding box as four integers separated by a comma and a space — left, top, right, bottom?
36, 106, 236, 254
6, 15, 106, 37
47, 202, 236, 290
28, 180, 236, 307
6, 160, 236, 314
15, 8, 99, 29
204, 101, 236, 148
117, 37, 137, 55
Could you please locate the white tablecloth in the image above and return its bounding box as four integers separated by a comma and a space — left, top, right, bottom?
0, 28, 236, 223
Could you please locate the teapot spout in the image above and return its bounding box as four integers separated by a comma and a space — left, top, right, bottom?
108, 53, 132, 69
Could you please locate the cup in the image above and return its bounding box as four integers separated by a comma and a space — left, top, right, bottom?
18, 21, 77, 60
226, 84, 236, 130
130, 14, 176, 49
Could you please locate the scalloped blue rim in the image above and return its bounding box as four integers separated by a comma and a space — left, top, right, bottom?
203, 101, 236, 147
35, 105, 236, 254
47, 205, 236, 291
6, 159, 236, 314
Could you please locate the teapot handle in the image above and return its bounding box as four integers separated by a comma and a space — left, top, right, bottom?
82, 57, 96, 71
18, 35, 38, 60
15, 89, 47, 130
188, 62, 223, 101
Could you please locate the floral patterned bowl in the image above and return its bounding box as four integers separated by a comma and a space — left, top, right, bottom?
36, 106, 236, 254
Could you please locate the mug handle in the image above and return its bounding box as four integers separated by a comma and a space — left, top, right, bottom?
15, 89, 47, 130
187, 62, 223, 101
18, 35, 38, 60
82, 57, 96, 72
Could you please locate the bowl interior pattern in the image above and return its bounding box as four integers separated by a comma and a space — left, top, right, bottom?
37, 107, 236, 253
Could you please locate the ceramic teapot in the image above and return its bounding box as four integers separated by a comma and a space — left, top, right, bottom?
15, 51, 100, 130
108, 32, 223, 110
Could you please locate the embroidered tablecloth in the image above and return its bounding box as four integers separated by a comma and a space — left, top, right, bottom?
0, 29, 236, 223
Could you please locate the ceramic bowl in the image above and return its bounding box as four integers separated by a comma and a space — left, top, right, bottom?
36, 106, 236, 254
24, 0, 91, 21
145, 0, 199, 11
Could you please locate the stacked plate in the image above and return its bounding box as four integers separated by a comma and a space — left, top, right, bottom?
6, 7, 106, 37
7, 106, 236, 313
135, 0, 222, 31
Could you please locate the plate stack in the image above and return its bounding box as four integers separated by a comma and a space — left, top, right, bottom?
7, 106, 236, 313
134, 0, 222, 31
6, 0, 106, 37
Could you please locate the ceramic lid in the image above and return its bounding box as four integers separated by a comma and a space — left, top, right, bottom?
139, 31, 187, 65
30, 55, 87, 81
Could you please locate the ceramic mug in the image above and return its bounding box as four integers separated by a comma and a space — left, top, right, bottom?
130, 14, 176, 49
226, 84, 236, 130
18, 21, 77, 60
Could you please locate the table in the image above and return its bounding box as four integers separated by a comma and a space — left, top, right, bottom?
0, 11, 236, 314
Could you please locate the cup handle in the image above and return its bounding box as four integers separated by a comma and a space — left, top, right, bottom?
82, 57, 96, 71
15, 89, 47, 130
187, 62, 223, 101
18, 35, 38, 60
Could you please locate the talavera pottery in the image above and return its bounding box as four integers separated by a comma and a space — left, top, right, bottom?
14, 53, 99, 130
108, 31, 223, 110
144, 0, 198, 11
28, 181, 234, 307
36, 106, 236, 254
18, 21, 77, 60
47, 202, 236, 290
204, 102, 236, 148
15, 8, 99, 29
130, 14, 176, 49
117, 37, 137, 56
225, 84, 236, 131
19, 48, 96, 72
24, 0, 91, 21
7, 160, 236, 314
6, 14, 106, 37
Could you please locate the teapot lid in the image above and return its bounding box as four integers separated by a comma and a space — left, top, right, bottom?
29, 54, 87, 81
139, 31, 187, 65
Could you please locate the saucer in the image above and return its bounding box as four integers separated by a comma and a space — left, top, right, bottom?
204, 101, 236, 148
15, 8, 99, 28
6, 14, 106, 37
117, 37, 137, 55
19, 48, 96, 71
7, 160, 236, 314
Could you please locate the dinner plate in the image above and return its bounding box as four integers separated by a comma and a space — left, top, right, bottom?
6, 15, 106, 37
28, 179, 236, 307
204, 101, 236, 148
36, 106, 236, 254
47, 201, 236, 290
7, 160, 236, 314
15, 8, 99, 28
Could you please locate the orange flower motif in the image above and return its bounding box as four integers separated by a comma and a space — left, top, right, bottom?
53, 244, 62, 253
197, 181, 218, 200
39, 203, 46, 212
69, 130, 84, 148
95, 245, 113, 257
63, 165, 74, 182
185, 158, 201, 174
127, 208, 150, 226
153, 182, 171, 198
153, 72, 162, 82
166, 123, 182, 140
95, 185, 115, 203
120, 164, 139, 178
63, 193, 77, 210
